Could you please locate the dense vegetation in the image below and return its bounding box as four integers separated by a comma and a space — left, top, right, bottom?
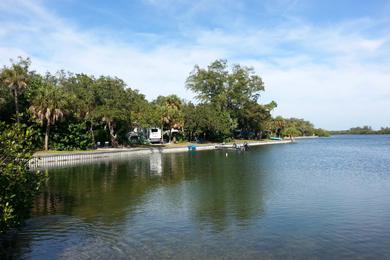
330, 126, 390, 135
1, 57, 328, 151
0, 123, 45, 234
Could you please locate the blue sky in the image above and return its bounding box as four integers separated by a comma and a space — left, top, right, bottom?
0, 0, 389, 130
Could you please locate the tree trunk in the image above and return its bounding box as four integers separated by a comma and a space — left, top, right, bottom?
169, 129, 172, 143
44, 120, 50, 151
108, 121, 118, 147
14, 88, 19, 123
89, 122, 95, 148
161, 124, 164, 143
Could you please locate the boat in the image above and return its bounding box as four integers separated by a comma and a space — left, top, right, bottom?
215, 143, 249, 151
270, 136, 282, 141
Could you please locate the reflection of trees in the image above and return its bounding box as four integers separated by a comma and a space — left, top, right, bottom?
32, 152, 196, 223
186, 151, 267, 231
33, 156, 161, 223
32, 150, 267, 231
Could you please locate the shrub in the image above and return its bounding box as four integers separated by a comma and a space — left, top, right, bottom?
51, 121, 93, 150
0, 122, 46, 234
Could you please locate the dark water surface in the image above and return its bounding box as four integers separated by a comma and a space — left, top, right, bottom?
3, 135, 390, 259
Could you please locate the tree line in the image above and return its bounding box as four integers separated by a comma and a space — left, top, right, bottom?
0, 57, 328, 151
330, 126, 390, 135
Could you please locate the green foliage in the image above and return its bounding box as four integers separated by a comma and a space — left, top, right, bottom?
0, 57, 31, 123
185, 60, 274, 140
1, 56, 330, 150
29, 75, 68, 150
282, 127, 301, 137
379, 127, 390, 134
51, 122, 93, 150
314, 128, 331, 137
184, 103, 236, 142
126, 89, 150, 128
186, 59, 264, 110
152, 95, 184, 142
0, 122, 46, 233
0, 83, 13, 122
93, 76, 131, 147
266, 117, 331, 138
237, 100, 275, 138
330, 126, 390, 135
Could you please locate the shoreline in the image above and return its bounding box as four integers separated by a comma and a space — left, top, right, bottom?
30, 139, 293, 169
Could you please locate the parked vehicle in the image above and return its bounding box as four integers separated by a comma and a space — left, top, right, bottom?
127, 127, 162, 144
148, 128, 162, 143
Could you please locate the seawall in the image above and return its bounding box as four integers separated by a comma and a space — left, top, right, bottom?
29, 139, 293, 169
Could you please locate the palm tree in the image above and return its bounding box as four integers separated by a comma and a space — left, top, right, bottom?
29, 82, 67, 151
273, 116, 286, 137
155, 95, 183, 143
1, 58, 30, 123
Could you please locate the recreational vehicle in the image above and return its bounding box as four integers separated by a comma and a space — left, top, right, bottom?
148, 128, 162, 143
127, 127, 162, 144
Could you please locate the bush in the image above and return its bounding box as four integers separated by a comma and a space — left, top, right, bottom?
315, 128, 331, 137
51, 121, 93, 150
0, 122, 46, 234
282, 127, 301, 137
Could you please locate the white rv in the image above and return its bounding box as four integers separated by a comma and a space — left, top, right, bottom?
127, 127, 162, 144
148, 128, 162, 143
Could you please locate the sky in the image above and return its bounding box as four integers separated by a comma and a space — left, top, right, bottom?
0, 0, 389, 130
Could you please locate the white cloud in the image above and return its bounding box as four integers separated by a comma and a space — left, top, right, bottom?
0, 0, 389, 129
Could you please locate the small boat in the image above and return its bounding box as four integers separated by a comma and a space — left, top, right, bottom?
270, 136, 282, 141
215, 144, 236, 150
215, 143, 249, 151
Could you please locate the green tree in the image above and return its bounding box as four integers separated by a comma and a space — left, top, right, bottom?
0, 57, 31, 123
153, 95, 184, 143
184, 103, 236, 142
186, 59, 267, 139
62, 73, 97, 145
126, 88, 150, 129
93, 76, 130, 147
282, 127, 301, 137
29, 77, 68, 150
186, 59, 265, 113
238, 101, 277, 139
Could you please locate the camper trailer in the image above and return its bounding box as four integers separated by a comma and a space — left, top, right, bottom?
127, 127, 162, 144
148, 128, 162, 143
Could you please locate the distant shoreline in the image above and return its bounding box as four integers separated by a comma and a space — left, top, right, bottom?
330, 133, 390, 135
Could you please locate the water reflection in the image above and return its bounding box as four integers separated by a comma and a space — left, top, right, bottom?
149, 152, 162, 175
185, 151, 266, 231
6, 136, 390, 258
32, 151, 267, 230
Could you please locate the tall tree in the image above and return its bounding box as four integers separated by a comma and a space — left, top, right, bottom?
183, 103, 236, 142
153, 95, 183, 143
126, 88, 150, 129
94, 76, 129, 147
238, 101, 276, 139
186, 59, 265, 113
0, 57, 31, 123
29, 78, 68, 150
62, 73, 97, 145
186, 59, 267, 139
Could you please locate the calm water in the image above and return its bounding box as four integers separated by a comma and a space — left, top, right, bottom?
2, 135, 390, 259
